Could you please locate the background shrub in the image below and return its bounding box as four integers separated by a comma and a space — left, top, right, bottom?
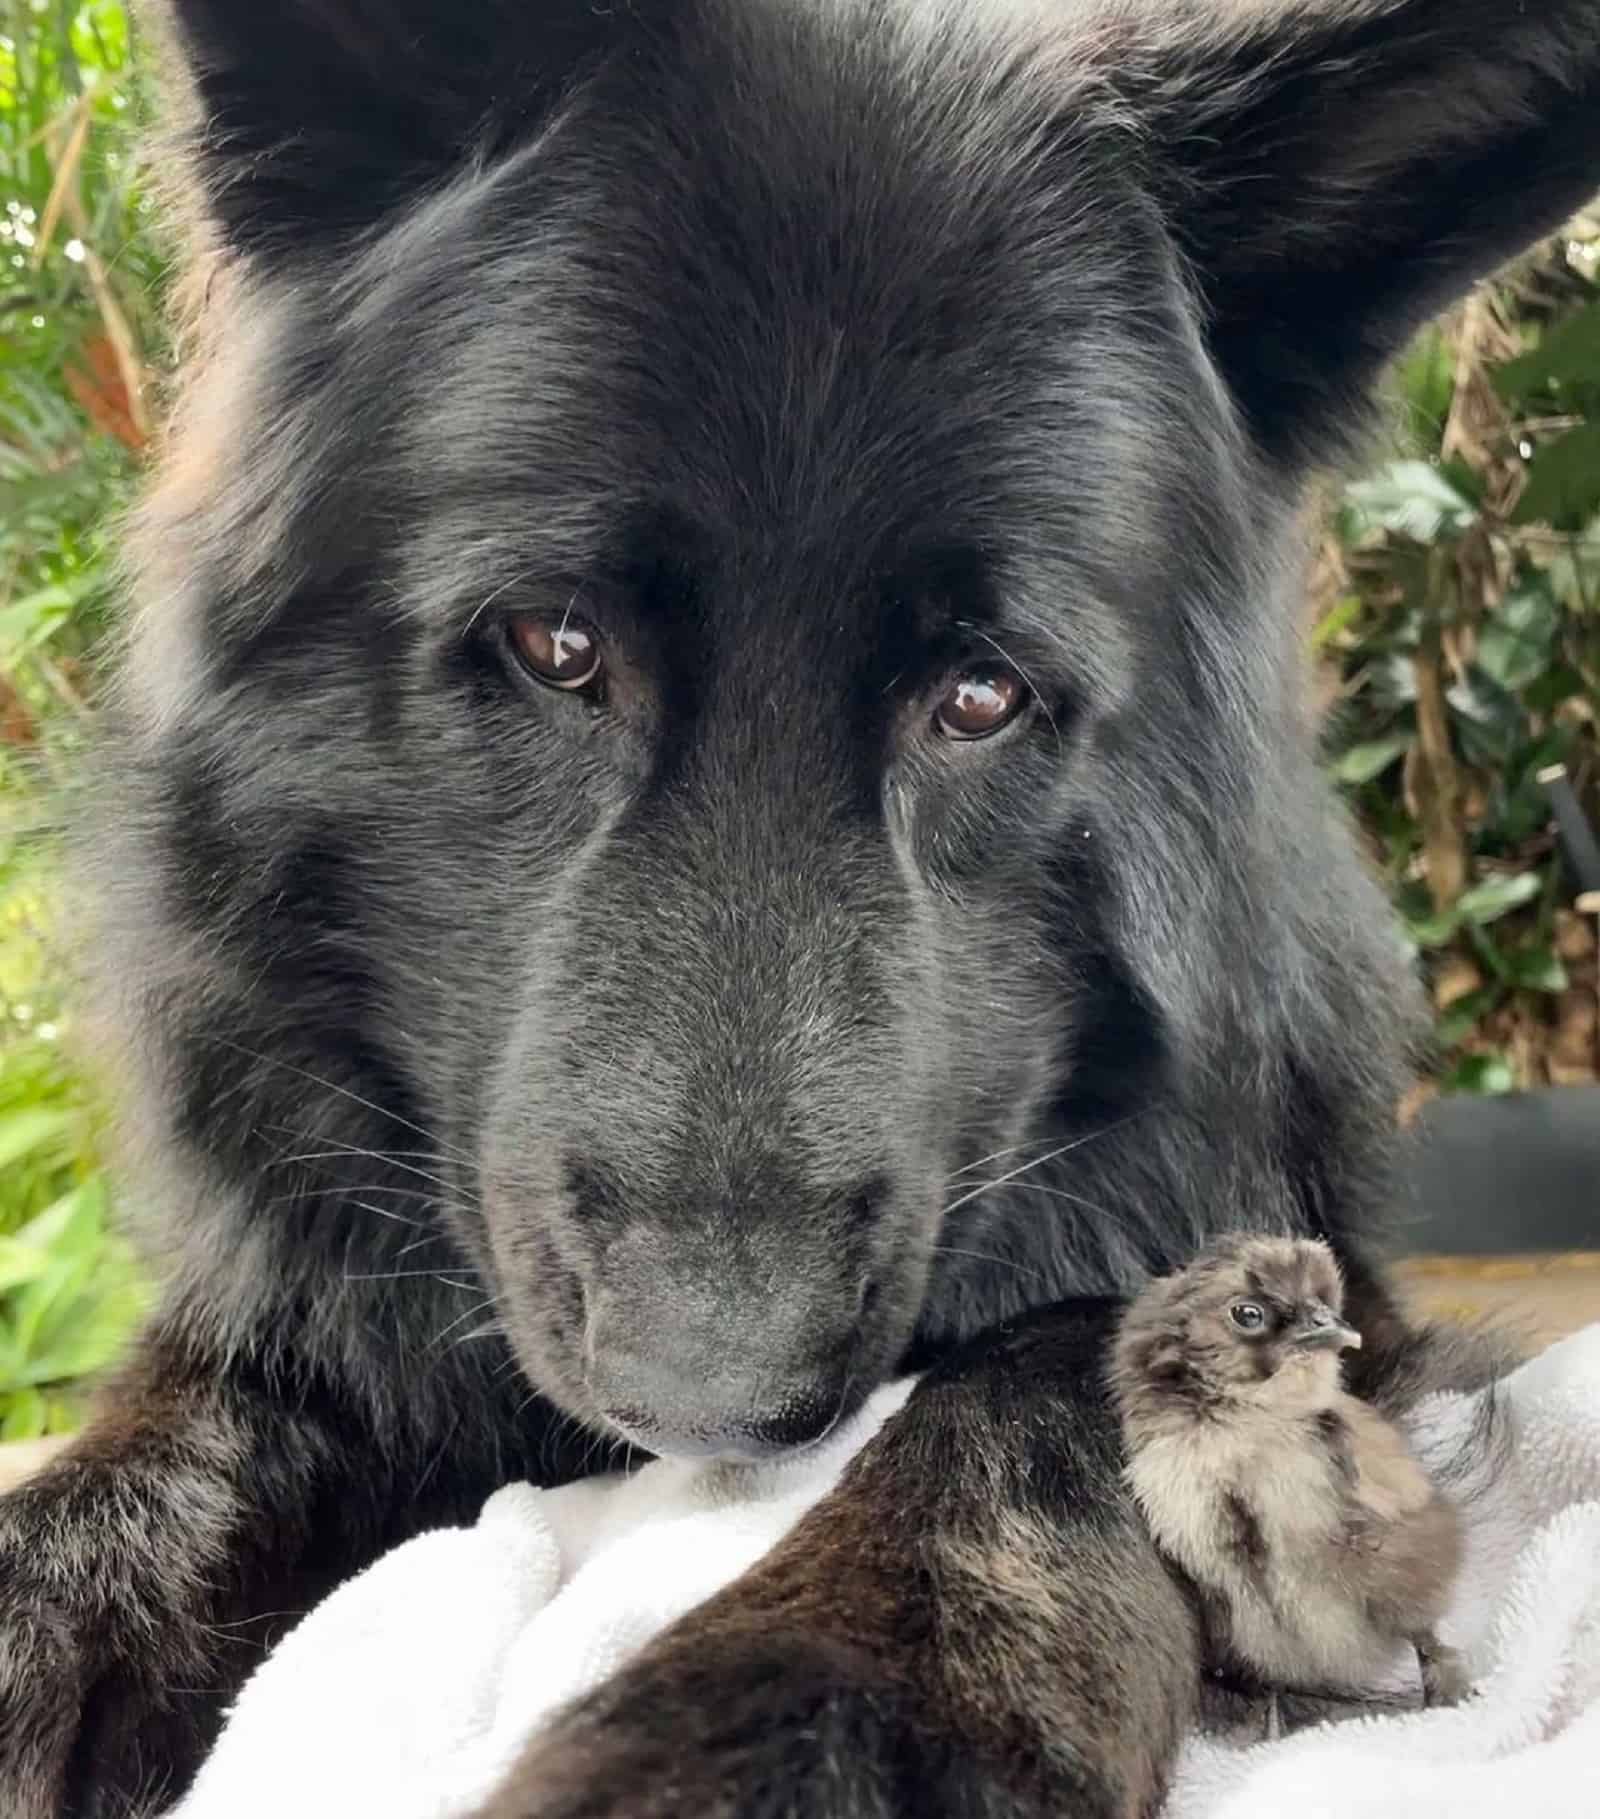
1317, 221, 1600, 1103
2, 1, 157, 1437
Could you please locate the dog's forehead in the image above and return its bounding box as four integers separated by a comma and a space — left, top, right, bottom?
367, 0, 1183, 638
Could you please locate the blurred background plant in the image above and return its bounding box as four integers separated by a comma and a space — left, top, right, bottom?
1317, 212, 1600, 1108
1, 2, 1597, 1433
2, 0, 159, 1438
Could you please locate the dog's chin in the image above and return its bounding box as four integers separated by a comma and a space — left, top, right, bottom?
595, 1375, 872, 1464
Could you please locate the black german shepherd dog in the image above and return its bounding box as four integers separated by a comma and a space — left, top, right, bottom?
2, 2, 1598, 1814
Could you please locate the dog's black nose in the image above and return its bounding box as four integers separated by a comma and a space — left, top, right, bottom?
591, 1353, 850, 1460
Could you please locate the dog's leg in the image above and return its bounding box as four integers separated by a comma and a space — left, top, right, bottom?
479, 1302, 1200, 1819
0, 1319, 506, 1819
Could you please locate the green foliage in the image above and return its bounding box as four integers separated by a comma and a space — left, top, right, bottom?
1319, 224, 1600, 1094
0, 823, 150, 1435
2, 0, 159, 1435
1343, 459, 1483, 544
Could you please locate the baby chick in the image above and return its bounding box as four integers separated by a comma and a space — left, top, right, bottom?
1110, 1235, 1468, 1724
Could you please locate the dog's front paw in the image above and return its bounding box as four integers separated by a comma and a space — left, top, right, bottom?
0, 1534, 94, 1819
0, 1490, 213, 1819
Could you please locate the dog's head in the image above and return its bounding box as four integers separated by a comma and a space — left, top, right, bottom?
107, 0, 1598, 1457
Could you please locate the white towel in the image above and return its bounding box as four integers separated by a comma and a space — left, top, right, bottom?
170, 1328, 1600, 1819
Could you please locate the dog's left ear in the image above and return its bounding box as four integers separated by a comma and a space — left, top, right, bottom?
147, 0, 669, 260
1124, 0, 1600, 463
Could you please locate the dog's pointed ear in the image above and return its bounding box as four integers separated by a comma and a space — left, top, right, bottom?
1126, 0, 1600, 462
149, 0, 662, 258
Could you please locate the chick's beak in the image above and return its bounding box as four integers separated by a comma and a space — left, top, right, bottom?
1290, 1300, 1362, 1352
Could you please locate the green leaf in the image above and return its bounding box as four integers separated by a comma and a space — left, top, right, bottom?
1475, 579, 1560, 693
1403, 907, 1462, 949
6, 1254, 94, 1379
2, 1180, 144, 1391
1329, 733, 1411, 786
1397, 325, 1455, 449
1311, 594, 1362, 649
1447, 669, 1526, 769
1436, 987, 1503, 1048
1342, 460, 1478, 544
14, 1178, 105, 1256
4, 1182, 106, 1373
1493, 299, 1600, 408
0, 1236, 51, 1295
1522, 664, 1587, 717
1486, 730, 1575, 847
41, 1391, 82, 1436
1545, 520, 1600, 610
1503, 946, 1569, 995
0, 1106, 73, 1171
1455, 872, 1543, 926
1438, 456, 1485, 509
0, 580, 84, 653
1510, 422, 1600, 533
0, 1387, 47, 1442
14, 1266, 146, 1388
1441, 1054, 1516, 1096
1365, 652, 1421, 709
1465, 923, 1512, 983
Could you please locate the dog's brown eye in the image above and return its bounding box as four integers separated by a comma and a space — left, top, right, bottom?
508, 612, 603, 691
1230, 1300, 1267, 1333
934, 668, 1027, 739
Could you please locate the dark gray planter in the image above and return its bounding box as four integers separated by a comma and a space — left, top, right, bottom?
1394, 1085, 1600, 1256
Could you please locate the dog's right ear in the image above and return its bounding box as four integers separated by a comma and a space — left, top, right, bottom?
1110, 0, 1600, 467
146, 0, 665, 260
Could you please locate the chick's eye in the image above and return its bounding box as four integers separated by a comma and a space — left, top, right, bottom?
508, 612, 603, 692
1229, 1300, 1267, 1333
934, 667, 1028, 740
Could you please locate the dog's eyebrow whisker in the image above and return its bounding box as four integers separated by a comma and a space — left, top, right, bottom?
461, 565, 538, 640
965, 625, 1062, 757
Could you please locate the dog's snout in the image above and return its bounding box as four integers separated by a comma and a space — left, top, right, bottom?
592, 1348, 850, 1460
580, 1228, 871, 1458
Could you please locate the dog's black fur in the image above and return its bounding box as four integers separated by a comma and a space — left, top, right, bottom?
2, 1, 1598, 1813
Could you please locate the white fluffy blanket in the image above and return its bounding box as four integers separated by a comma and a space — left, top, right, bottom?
170, 1327, 1600, 1819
